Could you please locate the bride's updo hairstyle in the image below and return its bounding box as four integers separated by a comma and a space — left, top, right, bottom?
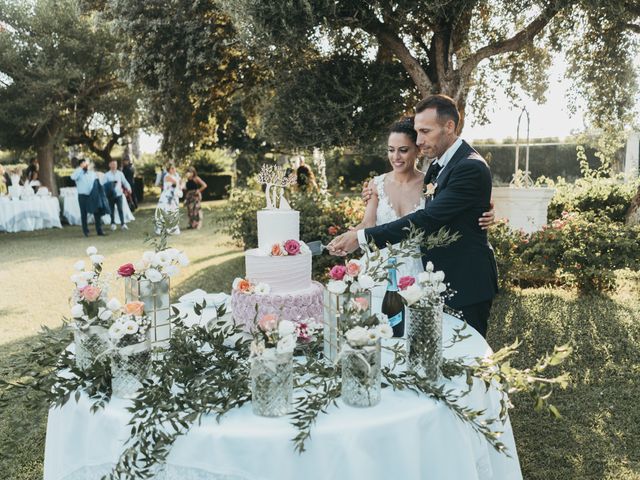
389, 116, 417, 144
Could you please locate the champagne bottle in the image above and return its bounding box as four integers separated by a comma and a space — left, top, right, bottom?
382, 257, 405, 337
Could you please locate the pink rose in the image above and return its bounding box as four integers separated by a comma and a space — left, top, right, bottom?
270, 243, 283, 256
345, 260, 361, 277
284, 239, 301, 256
258, 313, 278, 332
329, 265, 347, 281
398, 276, 416, 291
123, 301, 145, 316
353, 296, 369, 311
81, 285, 101, 302
117, 263, 135, 277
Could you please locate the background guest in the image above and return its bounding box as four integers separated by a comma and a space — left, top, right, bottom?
295, 163, 318, 192
121, 155, 137, 211
156, 163, 181, 235
102, 159, 132, 231
183, 166, 207, 229
71, 158, 104, 237
24, 158, 39, 183
0, 165, 8, 195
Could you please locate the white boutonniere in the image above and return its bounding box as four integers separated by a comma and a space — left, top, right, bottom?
424, 182, 438, 199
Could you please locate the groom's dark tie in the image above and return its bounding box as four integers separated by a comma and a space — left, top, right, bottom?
425, 161, 442, 184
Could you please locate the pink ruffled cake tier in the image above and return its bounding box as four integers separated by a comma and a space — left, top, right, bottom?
231, 281, 324, 332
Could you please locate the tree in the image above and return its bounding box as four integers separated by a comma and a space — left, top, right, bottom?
219, 0, 639, 135
0, 0, 141, 194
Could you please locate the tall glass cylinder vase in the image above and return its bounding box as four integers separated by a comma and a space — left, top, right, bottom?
341, 341, 381, 407
110, 341, 152, 399
250, 351, 294, 417
74, 326, 109, 371
323, 289, 372, 362
407, 302, 443, 381
125, 276, 171, 349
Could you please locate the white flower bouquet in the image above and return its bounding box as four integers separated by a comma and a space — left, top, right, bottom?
118, 248, 189, 283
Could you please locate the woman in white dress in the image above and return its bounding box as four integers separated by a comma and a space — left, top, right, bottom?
352, 117, 493, 296
155, 164, 182, 235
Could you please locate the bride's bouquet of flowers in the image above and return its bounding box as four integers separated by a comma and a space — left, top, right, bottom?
250, 313, 321, 417
107, 302, 153, 399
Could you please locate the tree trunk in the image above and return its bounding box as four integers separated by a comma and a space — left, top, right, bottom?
36, 124, 59, 196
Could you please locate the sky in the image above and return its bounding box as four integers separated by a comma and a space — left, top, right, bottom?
139, 52, 640, 153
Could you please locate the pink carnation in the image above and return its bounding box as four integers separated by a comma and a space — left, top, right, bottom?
284, 239, 301, 256
398, 276, 416, 291
81, 285, 101, 302
345, 260, 361, 277
329, 265, 347, 281
258, 313, 278, 332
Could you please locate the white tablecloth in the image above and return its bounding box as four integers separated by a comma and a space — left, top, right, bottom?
0, 196, 62, 233
61, 188, 135, 225
43, 297, 522, 480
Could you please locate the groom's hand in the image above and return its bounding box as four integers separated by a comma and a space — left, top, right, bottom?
327, 230, 360, 256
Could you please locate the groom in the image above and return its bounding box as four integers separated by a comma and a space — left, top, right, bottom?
328, 94, 498, 337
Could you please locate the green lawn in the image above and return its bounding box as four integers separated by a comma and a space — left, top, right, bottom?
1, 200, 639, 479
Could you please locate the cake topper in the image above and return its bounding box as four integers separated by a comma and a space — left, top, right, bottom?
257, 164, 296, 210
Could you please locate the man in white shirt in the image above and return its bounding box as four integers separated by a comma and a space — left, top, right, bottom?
71, 158, 103, 237
102, 160, 132, 231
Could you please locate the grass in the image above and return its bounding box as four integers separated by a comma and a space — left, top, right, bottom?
1, 200, 639, 479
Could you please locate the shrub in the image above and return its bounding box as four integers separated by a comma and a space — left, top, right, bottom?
186, 149, 232, 175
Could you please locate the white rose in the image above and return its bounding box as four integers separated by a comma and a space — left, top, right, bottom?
107, 298, 121, 311
142, 251, 156, 264
74, 279, 88, 289
82, 271, 95, 280
254, 283, 271, 295
418, 271, 432, 283
123, 319, 139, 335
399, 284, 423, 306
133, 260, 147, 272
299, 243, 311, 255
164, 265, 180, 277
165, 248, 180, 260
437, 283, 447, 293
343, 274, 353, 284
349, 281, 361, 293
375, 323, 393, 339
278, 320, 296, 337
425, 261, 434, 272
108, 322, 125, 340
367, 328, 380, 343
433, 270, 445, 282
358, 274, 375, 290
73, 260, 85, 271
154, 251, 170, 266
276, 334, 296, 354
345, 326, 370, 347
90, 254, 104, 265
98, 307, 113, 321
177, 253, 189, 266
145, 268, 163, 283
71, 304, 84, 318
86, 246, 97, 256
327, 280, 347, 295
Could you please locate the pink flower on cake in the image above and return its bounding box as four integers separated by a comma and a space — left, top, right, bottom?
284, 239, 301, 255
258, 313, 278, 332
345, 260, 361, 277
398, 276, 416, 291
80, 285, 101, 302
117, 263, 135, 277
329, 265, 347, 281
271, 243, 283, 256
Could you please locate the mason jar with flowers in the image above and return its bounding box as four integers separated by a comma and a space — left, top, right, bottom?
69, 246, 121, 371
107, 302, 152, 399
397, 261, 450, 381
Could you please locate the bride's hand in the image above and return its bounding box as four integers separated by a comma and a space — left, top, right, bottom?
361, 180, 373, 203
478, 201, 496, 230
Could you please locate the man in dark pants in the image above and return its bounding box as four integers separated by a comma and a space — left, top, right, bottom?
327, 95, 498, 337
71, 159, 105, 237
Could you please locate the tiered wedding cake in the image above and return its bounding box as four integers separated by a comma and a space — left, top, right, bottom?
231, 167, 324, 330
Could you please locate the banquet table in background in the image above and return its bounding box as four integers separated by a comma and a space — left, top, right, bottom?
60, 187, 135, 226
43, 295, 523, 480
0, 196, 62, 233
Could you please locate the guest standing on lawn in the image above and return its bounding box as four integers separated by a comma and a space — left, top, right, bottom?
102, 159, 132, 231
184, 167, 207, 229
155, 163, 181, 235
121, 155, 137, 211
71, 158, 105, 237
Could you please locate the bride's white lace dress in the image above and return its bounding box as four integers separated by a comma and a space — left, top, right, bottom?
366, 173, 425, 297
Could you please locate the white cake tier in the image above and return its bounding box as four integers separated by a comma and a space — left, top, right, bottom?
245, 249, 311, 293
257, 209, 299, 250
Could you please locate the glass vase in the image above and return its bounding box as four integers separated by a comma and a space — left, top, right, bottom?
125, 276, 171, 349
407, 302, 443, 381
341, 341, 381, 408
250, 351, 294, 417
110, 341, 152, 399
74, 327, 109, 371
323, 289, 372, 362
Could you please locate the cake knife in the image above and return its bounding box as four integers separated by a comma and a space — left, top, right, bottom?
306, 240, 329, 256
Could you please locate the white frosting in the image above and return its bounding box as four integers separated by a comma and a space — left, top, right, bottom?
257, 209, 300, 250
245, 249, 311, 293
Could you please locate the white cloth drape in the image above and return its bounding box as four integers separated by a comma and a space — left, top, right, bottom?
43, 297, 522, 480
61, 187, 135, 225
0, 196, 62, 233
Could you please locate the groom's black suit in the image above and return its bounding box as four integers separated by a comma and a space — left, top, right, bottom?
363, 140, 498, 337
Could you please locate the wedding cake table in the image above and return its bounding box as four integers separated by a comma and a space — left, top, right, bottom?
43, 294, 522, 480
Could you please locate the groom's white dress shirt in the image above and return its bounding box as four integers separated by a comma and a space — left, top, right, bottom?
356, 137, 464, 248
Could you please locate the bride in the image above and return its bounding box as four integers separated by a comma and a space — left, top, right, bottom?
348, 116, 494, 296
